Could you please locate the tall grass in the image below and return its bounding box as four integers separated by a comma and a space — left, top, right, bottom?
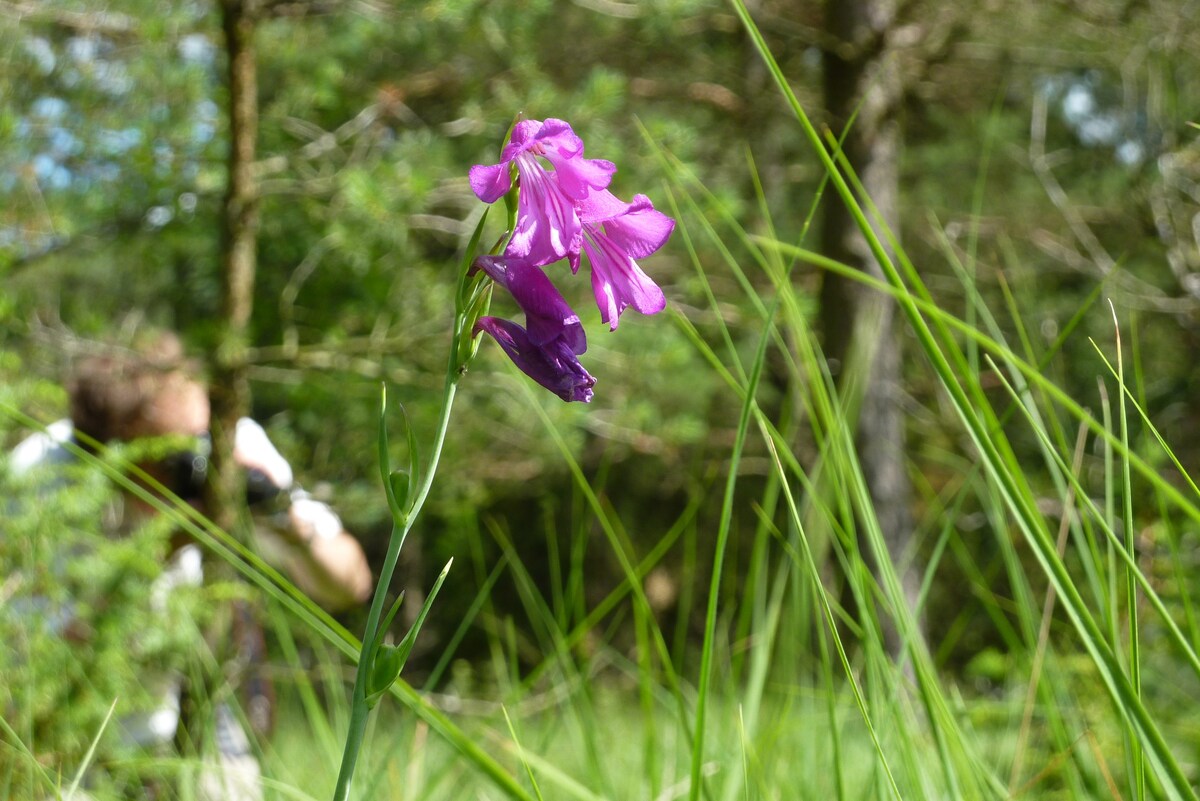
6, 5, 1200, 800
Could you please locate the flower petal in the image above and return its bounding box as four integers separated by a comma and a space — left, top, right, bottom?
578, 187, 633, 222
544, 153, 616, 200
507, 152, 580, 263
473, 255, 586, 355
583, 232, 667, 330
576, 189, 673, 329
475, 316, 596, 403
529, 118, 584, 159
534, 120, 615, 199
504, 260, 587, 354
602, 195, 675, 259
582, 191, 674, 259
504, 119, 546, 156
469, 119, 551, 203
469, 162, 513, 203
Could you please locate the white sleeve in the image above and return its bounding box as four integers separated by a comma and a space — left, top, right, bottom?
9, 419, 75, 475
234, 417, 294, 489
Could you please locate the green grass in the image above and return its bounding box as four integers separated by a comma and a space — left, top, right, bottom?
6, 6, 1200, 800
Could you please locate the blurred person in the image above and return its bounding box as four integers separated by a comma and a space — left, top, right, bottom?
12, 333, 373, 609
7, 331, 372, 799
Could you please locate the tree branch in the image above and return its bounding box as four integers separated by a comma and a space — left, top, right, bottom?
0, 1, 140, 40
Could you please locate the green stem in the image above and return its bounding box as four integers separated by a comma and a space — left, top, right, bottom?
330, 522, 405, 801
332, 203, 492, 801
331, 348, 463, 801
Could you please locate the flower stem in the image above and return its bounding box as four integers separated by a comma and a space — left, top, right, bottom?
331, 205, 491, 801
331, 359, 462, 801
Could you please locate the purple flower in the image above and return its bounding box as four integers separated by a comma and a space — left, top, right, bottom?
571, 189, 675, 330
469, 119, 615, 266
473, 255, 586, 354
472, 255, 595, 403
474, 318, 596, 403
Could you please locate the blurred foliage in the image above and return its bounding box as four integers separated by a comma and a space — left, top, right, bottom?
0, 357, 217, 796
1, 0, 1200, 675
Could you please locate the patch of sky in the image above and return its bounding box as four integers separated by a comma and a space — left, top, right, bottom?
178, 34, 215, 65
98, 127, 144, 155
66, 37, 100, 64
1041, 70, 1152, 166
196, 99, 219, 122
1115, 139, 1145, 166
31, 97, 68, 121
32, 154, 71, 190
1057, 79, 1122, 147
1075, 112, 1122, 147
95, 61, 133, 96
90, 162, 122, 183
1060, 83, 1095, 124
154, 140, 175, 178
191, 99, 219, 145
145, 205, 174, 228
23, 37, 56, 74
31, 153, 54, 176
192, 120, 216, 144
48, 127, 81, 158
54, 35, 132, 95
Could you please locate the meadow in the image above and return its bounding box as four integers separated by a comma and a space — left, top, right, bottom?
4, 1, 1200, 799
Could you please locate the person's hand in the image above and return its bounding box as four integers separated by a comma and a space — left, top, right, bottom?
285, 495, 343, 545
232, 419, 293, 490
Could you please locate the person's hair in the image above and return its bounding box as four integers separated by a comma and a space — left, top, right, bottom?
68, 331, 210, 446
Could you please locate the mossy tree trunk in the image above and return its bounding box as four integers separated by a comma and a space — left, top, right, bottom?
819, 0, 921, 652
207, 0, 260, 537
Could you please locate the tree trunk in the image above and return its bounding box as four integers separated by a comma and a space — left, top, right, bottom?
819, 0, 921, 652
187, 0, 276, 746
207, 0, 259, 537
